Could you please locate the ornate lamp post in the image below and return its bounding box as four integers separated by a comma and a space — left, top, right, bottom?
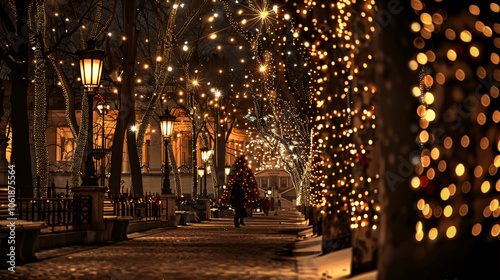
222, 164, 231, 199
159, 109, 176, 194
197, 167, 204, 198
200, 147, 211, 198
96, 103, 110, 186
78, 46, 105, 186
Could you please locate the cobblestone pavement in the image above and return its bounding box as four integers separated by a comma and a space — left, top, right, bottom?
1, 210, 317, 280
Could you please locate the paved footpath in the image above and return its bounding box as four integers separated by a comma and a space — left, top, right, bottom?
1, 210, 315, 280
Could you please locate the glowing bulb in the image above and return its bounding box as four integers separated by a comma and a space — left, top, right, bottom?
260, 10, 268, 19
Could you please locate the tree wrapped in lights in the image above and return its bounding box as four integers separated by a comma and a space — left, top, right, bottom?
29, 1, 49, 197
390, 1, 500, 278
245, 138, 284, 171
23, 0, 116, 193
286, 0, 381, 274
221, 155, 259, 207
134, 0, 208, 168
220, 0, 314, 206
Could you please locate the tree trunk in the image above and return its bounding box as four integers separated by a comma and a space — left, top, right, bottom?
31, 1, 49, 197
9, 45, 33, 198
215, 116, 226, 192
376, 1, 422, 279
123, 0, 142, 195
109, 103, 126, 194
49, 53, 79, 137
192, 120, 198, 198
69, 93, 88, 188
167, 140, 181, 196
109, 0, 141, 195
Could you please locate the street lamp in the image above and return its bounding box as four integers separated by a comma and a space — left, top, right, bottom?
197, 167, 205, 198
200, 147, 210, 197
97, 103, 110, 115
159, 108, 176, 194
78, 46, 105, 186
96, 103, 110, 186
225, 164, 231, 186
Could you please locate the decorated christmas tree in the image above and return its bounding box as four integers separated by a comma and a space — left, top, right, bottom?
221, 155, 260, 207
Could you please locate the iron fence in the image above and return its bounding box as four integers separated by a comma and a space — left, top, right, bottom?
108, 194, 161, 221
17, 195, 91, 232
111, 200, 160, 221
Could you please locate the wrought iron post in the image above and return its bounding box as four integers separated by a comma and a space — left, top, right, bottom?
82, 91, 98, 186
162, 137, 171, 194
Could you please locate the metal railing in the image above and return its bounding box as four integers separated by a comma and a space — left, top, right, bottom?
17, 195, 92, 232
108, 194, 161, 221
112, 200, 161, 221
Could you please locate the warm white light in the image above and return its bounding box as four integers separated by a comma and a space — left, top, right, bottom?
200, 147, 211, 162
78, 49, 105, 88
197, 167, 204, 177
260, 10, 268, 19
160, 111, 176, 138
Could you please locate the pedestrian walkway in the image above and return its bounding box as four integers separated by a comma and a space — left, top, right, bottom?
1, 209, 315, 280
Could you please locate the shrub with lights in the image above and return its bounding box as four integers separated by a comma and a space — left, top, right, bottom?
221, 155, 260, 208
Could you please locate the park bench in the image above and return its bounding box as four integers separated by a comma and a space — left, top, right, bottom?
0, 220, 46, 263
0, 186, 42, 263
175, 210, 199, 225
103, 198, 133, 241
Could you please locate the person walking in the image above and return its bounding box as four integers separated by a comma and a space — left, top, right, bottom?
230, 180, 246, 227
263, 197, 270, 216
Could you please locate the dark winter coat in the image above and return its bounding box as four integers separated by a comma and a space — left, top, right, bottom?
231, 182, 246, 218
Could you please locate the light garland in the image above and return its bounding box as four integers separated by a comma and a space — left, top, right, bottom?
291, 0, 380, 256
31, 1, 49, 197
221, 0, 314, 206
411, 0, 500, 242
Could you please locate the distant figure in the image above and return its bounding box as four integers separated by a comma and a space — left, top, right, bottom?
230, 181, 246, 227
263, 197, 270, 216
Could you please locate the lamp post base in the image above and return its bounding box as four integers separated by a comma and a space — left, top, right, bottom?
81, 176, 99, 186
72, 185, 108, 241
196, 198, 211, 220
160, 194, 177, 227
161, 187, 172, 195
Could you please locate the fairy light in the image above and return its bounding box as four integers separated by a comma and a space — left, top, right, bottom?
411, 1, 500, 242
219, 0, 314, 207
300, 0, 380, 235
30, 1, 49, 197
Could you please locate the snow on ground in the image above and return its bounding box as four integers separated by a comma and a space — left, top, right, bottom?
295, 237, 377, 280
